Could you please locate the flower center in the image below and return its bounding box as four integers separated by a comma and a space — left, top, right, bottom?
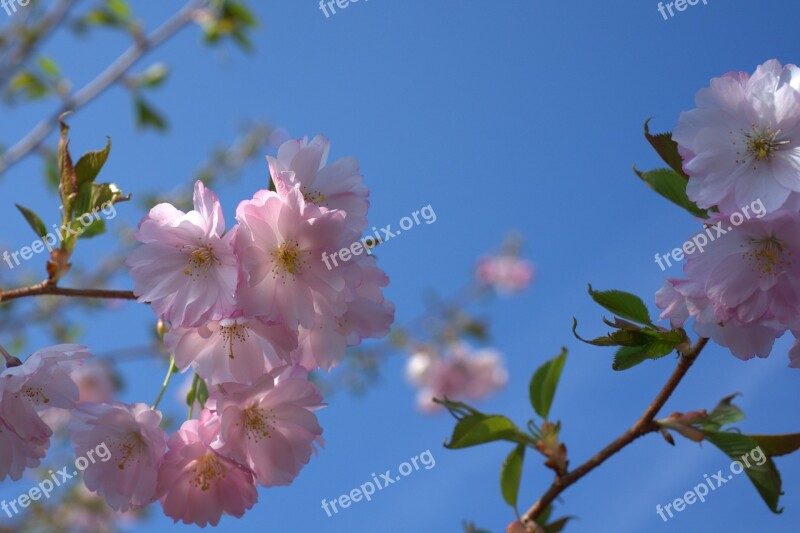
183, 244, 219, 278
302, 188, 326, 205
18, 386, 49, 405
735, 125, 789, 167
743, 236, 792, 276
271, 240, 304, 277
192, 452, 225, 491
219, 322, 249, 360
114, 431, 146, 470
240, 405, 274, 442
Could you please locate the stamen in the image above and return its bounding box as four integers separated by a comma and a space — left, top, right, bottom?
271, 240, 306, 280
742, 236, 792, 276
219, 323, 249, 360
182, 243, 219, 279
192, 453, 225, 491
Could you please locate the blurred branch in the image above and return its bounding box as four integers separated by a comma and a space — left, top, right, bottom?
0, 0, 204, 175
0, 279, 135, 302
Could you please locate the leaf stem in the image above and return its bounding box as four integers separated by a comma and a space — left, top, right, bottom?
151, 356, 177, 411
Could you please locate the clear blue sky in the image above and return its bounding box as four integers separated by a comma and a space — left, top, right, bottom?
1, 1, 799, 532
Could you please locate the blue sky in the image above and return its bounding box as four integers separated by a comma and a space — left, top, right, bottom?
1, 0, 799, 532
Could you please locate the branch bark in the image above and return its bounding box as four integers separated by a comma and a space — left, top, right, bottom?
0, 0, 204, 175
0, 280, 136, 302
522, 337, 710, 526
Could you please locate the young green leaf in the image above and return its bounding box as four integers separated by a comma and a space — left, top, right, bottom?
134, 97, 168, 131
749, 434, 800, 457
444, 414, 530, 449
644, 118, 688, 178
75, 138, 112, 187
15, 204, 48, 238
529, 348, 568, 419
634, 167, 707, 219
612, 340, 676, 371
500, 444, 526, 511
704, 431, 783, 513
587, 285, 654, 326
703, 394, 745, 432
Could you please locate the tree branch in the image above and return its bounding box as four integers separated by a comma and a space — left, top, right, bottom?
522, 337, 710, 526
0, 280, 136, 302
0, 0, 204, 175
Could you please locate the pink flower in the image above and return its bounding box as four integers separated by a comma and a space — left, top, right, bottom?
269, 135, 369, 232
164, 315, 297, 386
293, 256, 394, 371
406, 343, 508, 413
127, 181, 239, 327
157, 411, 257, 527
657, 211, 800, 363
476, 255, 535, 295
674, 60, 800, 212
43, 361, 117, 431
0, 344, 91, 443
235, 187, 359, 329
69, 402, 168, 512
213, 369, 324, 487
0, 420, 47, 481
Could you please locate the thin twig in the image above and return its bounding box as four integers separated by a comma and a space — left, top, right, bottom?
0, 0, 204, 175
0, 280, 136, 302
522, 337, 710, 525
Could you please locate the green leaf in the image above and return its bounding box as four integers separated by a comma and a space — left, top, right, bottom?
634, 167, 707, 219
543, 516, 575, 533
612, 340, 675, 371
750, 434, 800, 457
134, 98, 168, 131
37, 56, 60, 78
75, 218, 106, 239
588, 285, 653, 326
703, 394, 745, 432
444, 414, 529, 449
705, 431, 783, 513
572, 318, 653, 347
500, 444, 525, 510
57, 114, 78, 217
196, 379, 209, 407
75, 138, 111, 187
529, 348, 568, 419
137, 63, 169, 89
15, 204, 48, 238
644, 118, 688, 178
8, 71, 49, 100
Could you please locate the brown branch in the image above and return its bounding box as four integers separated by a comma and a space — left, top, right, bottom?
522, 337, 710, 526
0, 0, 204, 175
0, 280, 136, 302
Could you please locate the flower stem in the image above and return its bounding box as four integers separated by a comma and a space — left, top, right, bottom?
152, 356, 177, 410
188, 373, 200, 419
0, 345, 22, 367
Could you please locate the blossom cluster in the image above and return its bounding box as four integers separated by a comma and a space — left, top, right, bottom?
657, 60, 800, 367
1, 135, 394, 527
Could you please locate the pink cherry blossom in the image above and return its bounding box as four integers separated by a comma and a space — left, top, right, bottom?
0, 419, 47, 481
157, 410, 257, 527
164, 315, 297, 386
69, 402, 168, 512
293, 256, 394, 371
213, 369, 324, 487
406, 343, 508, 413
127, 181, 239, 327
43, 361, 117, 431
674, 60, 800, 212
476, 254, 535, 295
235, 187, 359, 329
0, 344, 91, 443
269, 135, 369, 232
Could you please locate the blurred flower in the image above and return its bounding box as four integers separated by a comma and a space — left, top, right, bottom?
406, 343, 508, 413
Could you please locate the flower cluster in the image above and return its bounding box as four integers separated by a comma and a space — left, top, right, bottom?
405, 342, 508, 412
658, 60, 800, 367
47, 135, 394, 526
